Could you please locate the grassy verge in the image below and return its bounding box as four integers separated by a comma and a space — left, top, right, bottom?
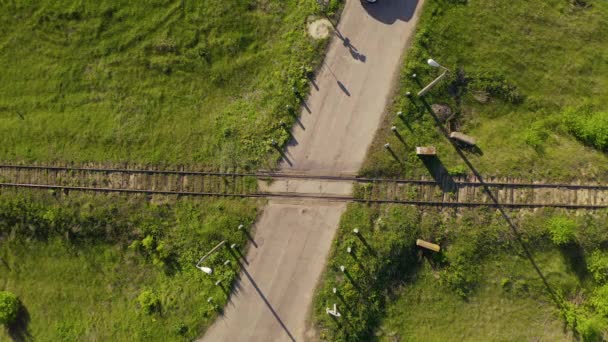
361, 0, 608, 181
0, 0, 341, 169
313, 204, 608, 341
0, 190, 260, 340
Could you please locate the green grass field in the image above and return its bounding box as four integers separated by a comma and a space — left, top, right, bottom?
313, 204, 608, 341
361, 0, 608, 181
0, 190, 260, 340
379, 251, 572, 341
0, 0, 337, 169
314, 1, 608, 340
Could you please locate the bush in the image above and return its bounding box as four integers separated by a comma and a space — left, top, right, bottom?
591, 285, 608, 317
0, 291, 19, 325
137, 290, 161, 315
547, 216, 577, 246
588, 250, 608, 284
563, 108, 608, 152
469, 72, 523, 104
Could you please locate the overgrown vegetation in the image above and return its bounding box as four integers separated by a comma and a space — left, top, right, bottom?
313, 205, 608, 341
361, 0, 608, 181
0, 0, 337, 169
0, 291, 19, 326
0, 190, 260, 340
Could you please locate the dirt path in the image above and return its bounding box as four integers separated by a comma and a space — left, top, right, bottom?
282, 0, 423, 176
201, 1, 426, 340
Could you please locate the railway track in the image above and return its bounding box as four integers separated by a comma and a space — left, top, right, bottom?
0, 164, 606, 209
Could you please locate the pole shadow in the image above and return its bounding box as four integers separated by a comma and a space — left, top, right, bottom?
242, 229, 258, 248
230, 253, 296, 342
393, 130, 407, 147
355, 233, 377, 257
385, 146, 403, 166
337, 81, 351, 96
227, 245, 249, 266
273, 146, 293, 167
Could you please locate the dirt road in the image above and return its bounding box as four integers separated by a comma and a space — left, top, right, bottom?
283, 0, 423, 175
202, 1, 425, 341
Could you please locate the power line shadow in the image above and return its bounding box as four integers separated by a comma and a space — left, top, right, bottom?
419, 96, 562, 307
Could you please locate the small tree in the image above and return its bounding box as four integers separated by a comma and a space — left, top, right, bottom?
591, 284, 608, 317
588, 250, 608, 284
137, 290, 160, 315
0, 291, 19, 325
547, 216, 577, 246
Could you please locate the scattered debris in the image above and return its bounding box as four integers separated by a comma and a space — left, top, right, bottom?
431, 104, 452, 122
450, 132, 477, 146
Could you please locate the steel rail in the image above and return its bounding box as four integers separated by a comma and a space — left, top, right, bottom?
0, 164, 606, 190
0, 182, 605, 210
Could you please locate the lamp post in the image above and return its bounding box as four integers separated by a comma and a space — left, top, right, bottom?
195, 240, 226, 275
417, 58, 450, 97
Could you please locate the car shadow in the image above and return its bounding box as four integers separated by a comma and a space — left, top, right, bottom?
361, 0, 420, 24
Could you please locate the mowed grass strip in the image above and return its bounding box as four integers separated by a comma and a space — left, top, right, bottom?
0, 1, 334, 168
361, 0, 608, 181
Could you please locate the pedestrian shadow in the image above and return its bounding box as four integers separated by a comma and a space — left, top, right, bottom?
417, 155, 457, 193
334, 31, 366, 62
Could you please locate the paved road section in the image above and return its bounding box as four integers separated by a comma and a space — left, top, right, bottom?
202, 1, 425, 341
201, 200, 346, 341
282, 0, 424, 175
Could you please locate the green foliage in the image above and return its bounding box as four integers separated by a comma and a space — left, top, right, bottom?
360, 0, 608, 181
137, 290, 161, 315
469, 72, 523, 104
563, 108, 608, 152
547, 216, 577, 246
441, 258, 479, 298
0, 291, 19, 325
588, 250, 608, 284
591, 285, 608, 317
313, 204, 420, 341
0, 190, 259, 340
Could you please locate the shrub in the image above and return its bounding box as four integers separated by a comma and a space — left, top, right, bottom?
547, 216, 577, 246
0, 291, 19, 325
469, 72, 523, 104
563, 108, 608, 152
588, 250, 608, 284
591, 285, 608, 317
137, 290, 161, 315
